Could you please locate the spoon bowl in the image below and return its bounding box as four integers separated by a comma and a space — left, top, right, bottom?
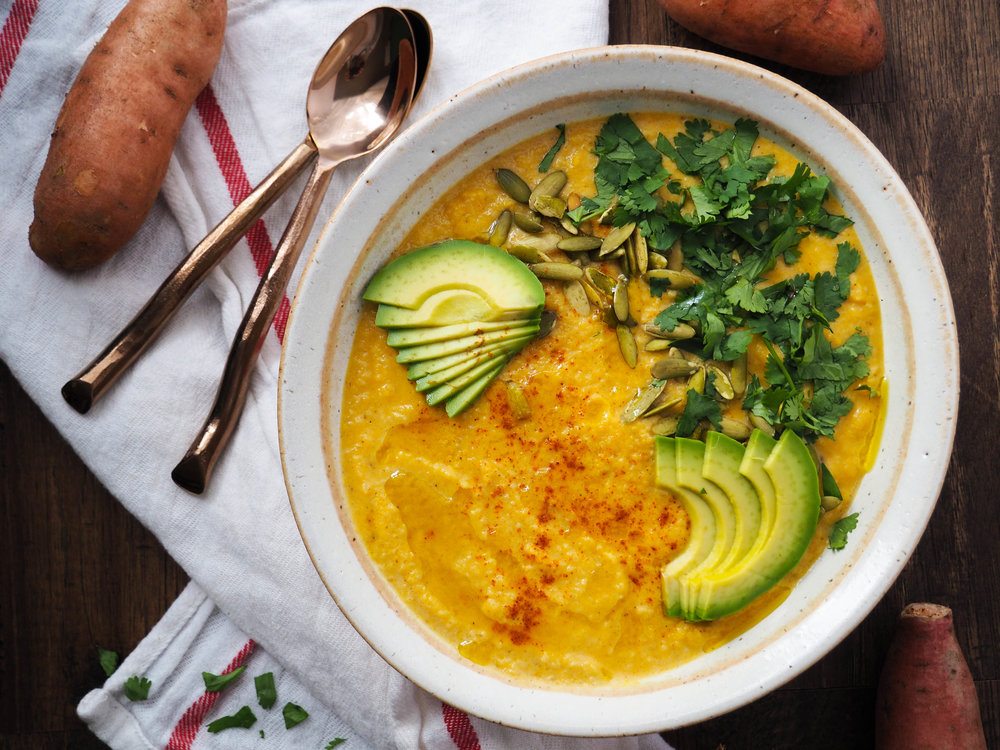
308, 9, 416, 162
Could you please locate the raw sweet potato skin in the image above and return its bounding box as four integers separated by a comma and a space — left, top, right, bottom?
657, 0, 885, 76
875, 603, 987, 750
30, 0, 227, 271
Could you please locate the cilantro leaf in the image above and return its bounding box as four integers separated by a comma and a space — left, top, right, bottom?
98, 648, 118, 678
676, 388, 723, 437
326, 740, 348, 749
537, 123, 566, 172
202, 666, 245, 693
829, 512, 860, 551
207, 705, 257, 733
282, 702, 309, 729
724, 278, 768, 313
255, 671, 277, 709
123, 675, 151, 702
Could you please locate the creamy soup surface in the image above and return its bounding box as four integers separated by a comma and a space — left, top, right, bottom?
336, 113, 884, 686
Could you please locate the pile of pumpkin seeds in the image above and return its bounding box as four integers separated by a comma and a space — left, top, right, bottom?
488, 164, 780, 441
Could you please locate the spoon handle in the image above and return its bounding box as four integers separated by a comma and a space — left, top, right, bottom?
172, 159, 335, 494
62, 139, 318, 414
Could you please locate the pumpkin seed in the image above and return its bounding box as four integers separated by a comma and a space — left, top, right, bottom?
616, 325, 638, 368
643, 321, 696, 341
688, 367, 706, 394
821, 495, 843, 512
512, 211, 544, 233
608, 247, 626, 260
644, 394, 684, 418
529, 262, 583, 281
504, 380, 532, 420
612, 277, 630, 323
633, 228, 649, 276
558, 235, 603, 252
599, 222, 636, 257
749, 414, 775, 436
584, 267, 615, 296
649, 251, 668, 269
668, 242, 683, 271
488, 209, 512, 247
495, 168, 531, 203
537, 310, 557, 339
644, 339, 672, 352
707, 365, 735, 400
531, 194, 567, 219
560, 216, 579, 235
668, 347, 686, 359
531, 170, 567, 199
622, 378, 668, 423
691, 421, 708, 440
719, 417, 751, 441
651, 416, 680, 436
730, 353, 748, 396
506, 245, 551, 264
563, 280, 591, 315
651, 358, 700, 379
646, 269, 700, 289
623, 234, 636, 276
581, 281, 604, 306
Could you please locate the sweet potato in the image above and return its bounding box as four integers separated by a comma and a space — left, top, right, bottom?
657, 0, 885, 76
30, 0, 227, 271
876, 603, 987, 750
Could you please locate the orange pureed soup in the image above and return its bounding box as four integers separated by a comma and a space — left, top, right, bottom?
339, 113, 883, 686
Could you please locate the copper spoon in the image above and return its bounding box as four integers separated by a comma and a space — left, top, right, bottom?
169, 9, 417, 494
61, 7, 431, 415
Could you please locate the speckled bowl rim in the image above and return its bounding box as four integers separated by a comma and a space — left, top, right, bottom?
278, 45, 959, 736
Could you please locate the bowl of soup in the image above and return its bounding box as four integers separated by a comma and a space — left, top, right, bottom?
278, 46, 958, 735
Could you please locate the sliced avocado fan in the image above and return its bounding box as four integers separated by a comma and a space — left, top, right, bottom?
363, 240, 545, 416
656, 429, 821, 621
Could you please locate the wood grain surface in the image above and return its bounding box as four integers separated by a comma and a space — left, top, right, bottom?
2, 1, 998, 748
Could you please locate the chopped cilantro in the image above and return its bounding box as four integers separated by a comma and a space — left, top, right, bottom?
259, 730, 265, 739
325, 740, 347, 749
571, 113, 868, 443
821, 464, 844, 501
123, 675, 151, 702
537, 123, 566, 172
282, 702, 309, 729
676, 388, 722, 437
203, 666, 245, 692
255, 671, 277, 709
98, 648, 118, 677
829, 512, 860, 550
207, 705, 257, 733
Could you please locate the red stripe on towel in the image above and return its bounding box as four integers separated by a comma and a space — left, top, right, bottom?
194, 85, 292, 342
165, 639, 256, 750
0, 0, 39, 94
442, 702, 483, 750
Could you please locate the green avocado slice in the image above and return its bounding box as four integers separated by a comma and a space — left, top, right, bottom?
375, 292, 499, 328
364, 240, 544, 312
654, 437, 717, 617
406, 335, 533, 380
414, 339, 532, 392
394, 324, 540, 363
696, 429, 820, 621
424, 354, 511, 406
443, 360, 507, 417
701, 433, 763, 573
675, 438, 737, 617
386, 317, 538, 347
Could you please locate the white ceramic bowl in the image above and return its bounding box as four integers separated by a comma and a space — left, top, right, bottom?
278, 46, 958, 735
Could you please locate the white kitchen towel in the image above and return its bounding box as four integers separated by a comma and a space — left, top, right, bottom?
0, 0, 673, 747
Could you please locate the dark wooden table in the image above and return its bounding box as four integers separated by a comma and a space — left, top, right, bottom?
2, 1, 997, 747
